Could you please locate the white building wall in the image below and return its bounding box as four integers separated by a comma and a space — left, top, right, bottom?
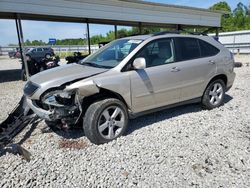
211, 30, 250, 54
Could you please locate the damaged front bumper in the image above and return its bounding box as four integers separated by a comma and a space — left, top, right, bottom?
26, 93, 82, 125
26, 98, 53, 121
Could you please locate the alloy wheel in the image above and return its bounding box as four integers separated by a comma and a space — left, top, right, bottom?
209, 83, 223, 106
98, 106, 125, 140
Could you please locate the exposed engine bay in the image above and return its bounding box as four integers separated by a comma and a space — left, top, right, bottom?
39, 89, 83, 126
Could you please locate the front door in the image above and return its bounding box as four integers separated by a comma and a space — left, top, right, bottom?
129, 38, 182, 113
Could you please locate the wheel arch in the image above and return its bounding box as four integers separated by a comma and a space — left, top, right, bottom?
207, 74, 228, 87
202, 74, 228, 97
81, 88, 129, 116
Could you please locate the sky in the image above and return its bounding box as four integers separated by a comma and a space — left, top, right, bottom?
0, 0, 249, 46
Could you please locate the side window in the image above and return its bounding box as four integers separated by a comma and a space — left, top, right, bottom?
135, 39, 174, 68
37, 48, 43, 52
198, 39, 220, 57
174, 37, 200, 61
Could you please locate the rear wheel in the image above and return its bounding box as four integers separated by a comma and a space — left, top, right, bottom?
202, 79, 226, 110
83, 98, 128, 145
45, 53, 51, 59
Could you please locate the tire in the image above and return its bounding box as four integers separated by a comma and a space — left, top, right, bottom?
21, 69, 27, 81
202, 79, 226, 110
83, 98, 128, 145
45, 54, 51, 59
234, 62, 242, 68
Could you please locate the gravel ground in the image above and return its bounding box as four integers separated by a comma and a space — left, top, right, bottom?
0, 65, 250, 187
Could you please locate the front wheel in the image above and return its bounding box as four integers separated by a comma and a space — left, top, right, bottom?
202, 79, 226, 110
83, 98, 128, 145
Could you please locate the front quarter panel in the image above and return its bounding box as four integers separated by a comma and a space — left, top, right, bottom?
65, 80, 100, 97
93, 71, 132, 109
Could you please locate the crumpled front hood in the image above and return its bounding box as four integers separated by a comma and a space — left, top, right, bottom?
29, 63, 107, 99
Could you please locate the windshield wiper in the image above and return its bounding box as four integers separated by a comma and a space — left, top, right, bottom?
83, 62, 97, 67
83, 62, 112, 69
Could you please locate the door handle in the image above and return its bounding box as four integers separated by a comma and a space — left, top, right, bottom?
209, 60, 215, 65
171, 67, 181, 72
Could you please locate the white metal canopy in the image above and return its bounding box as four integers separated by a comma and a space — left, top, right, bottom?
0, 0, 222, 27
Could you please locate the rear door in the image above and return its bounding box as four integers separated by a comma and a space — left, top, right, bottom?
173, 37, 219, 101
36, 48, 44, 58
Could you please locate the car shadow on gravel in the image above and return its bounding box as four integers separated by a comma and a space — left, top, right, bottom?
126, 94, 233, 135
0, 69, 21, 83
43, 94, 233, 140
47, 126, 85, 140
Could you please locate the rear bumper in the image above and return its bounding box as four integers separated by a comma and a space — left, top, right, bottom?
226, 72, 236, 91
26, 98, 53, 121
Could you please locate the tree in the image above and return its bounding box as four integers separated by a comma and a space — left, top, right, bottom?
233, 2, 248, 30
209, 1, 231, 12
209, 1, 250, 32
209, 1, 233, 32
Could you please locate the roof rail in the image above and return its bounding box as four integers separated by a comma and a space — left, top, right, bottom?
152, 31, 181, 36
152, 29, 211, 36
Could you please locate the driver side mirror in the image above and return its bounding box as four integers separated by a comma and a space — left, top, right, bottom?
133, 57, 146, 70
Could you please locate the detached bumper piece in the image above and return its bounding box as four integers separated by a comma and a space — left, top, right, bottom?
0, 96, 39, 161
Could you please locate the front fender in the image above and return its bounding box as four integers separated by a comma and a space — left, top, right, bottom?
65, 80, 100, 97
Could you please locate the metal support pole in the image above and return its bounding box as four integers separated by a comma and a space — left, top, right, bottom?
176, 24, 181, 31
86, 21, 91, 55
114, 25, 118, 39
214, 27, 219, 42
215, 27, 219, 37
139, 22, 142, 34
15, 14, 29, 80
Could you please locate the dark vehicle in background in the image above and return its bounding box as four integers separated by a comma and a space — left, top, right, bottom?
98, 41, 110, 48
26, 47, 54, 60
21, 56, 60, 81
8, 50, 17, 58
65, 52, 88, 64
65, 42, 110, 64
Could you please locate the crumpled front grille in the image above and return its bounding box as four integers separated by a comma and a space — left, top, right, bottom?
23, 81, 39, 97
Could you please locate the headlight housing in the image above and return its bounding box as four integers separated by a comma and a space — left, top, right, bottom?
24, 81, 39, 97
42, 90, 75, 108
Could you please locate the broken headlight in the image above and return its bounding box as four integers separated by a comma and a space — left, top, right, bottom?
42, 90, 75, 108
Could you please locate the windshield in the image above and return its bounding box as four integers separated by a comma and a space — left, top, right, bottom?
81, 39, 143, 69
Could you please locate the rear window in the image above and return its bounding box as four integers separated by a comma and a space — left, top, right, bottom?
198, 39, 220, 57
174, 37, 200, 61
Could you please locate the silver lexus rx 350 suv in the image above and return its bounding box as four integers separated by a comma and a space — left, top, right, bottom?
24, 33, 236, 144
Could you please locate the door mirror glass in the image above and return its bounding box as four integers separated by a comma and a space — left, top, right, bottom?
133, 58, 146, 69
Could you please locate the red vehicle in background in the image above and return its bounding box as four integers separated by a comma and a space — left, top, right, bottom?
8, 48, 29, 59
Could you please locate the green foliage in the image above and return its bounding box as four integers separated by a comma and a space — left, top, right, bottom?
24, 39, 46, 46
209, 1, 231, 12
55, 51, 88, 58
209, 1, 250, 32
